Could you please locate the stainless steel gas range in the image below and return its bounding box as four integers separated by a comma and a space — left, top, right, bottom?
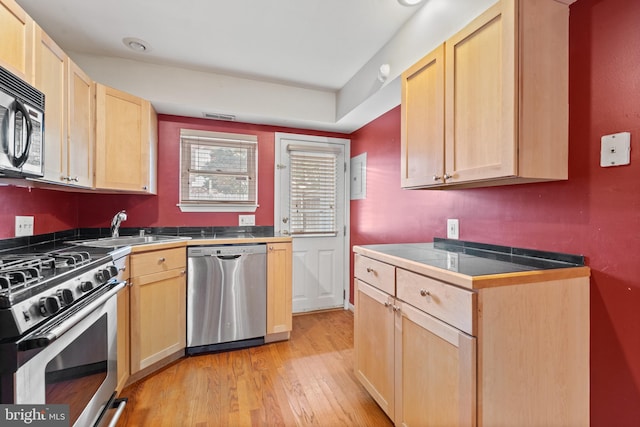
0, 243, 129, 427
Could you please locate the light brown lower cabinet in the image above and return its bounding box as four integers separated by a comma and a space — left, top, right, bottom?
354, 279, 395, 417
354, 251, 589, 427
129, 247, 186, 376
396, 300, 476, 427
266, 242, 292, 342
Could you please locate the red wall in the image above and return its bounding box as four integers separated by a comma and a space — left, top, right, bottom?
0, 117, 346, 236
76, 116, 348, 228
0, 186, 78, 236
350, 1, 640, 424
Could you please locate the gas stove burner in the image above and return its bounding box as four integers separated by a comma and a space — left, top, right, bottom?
0, 267, 41, 291
0, 249, 96, 305
49, 250, 92, 269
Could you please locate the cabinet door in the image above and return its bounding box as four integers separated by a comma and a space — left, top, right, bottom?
445, 0, 516, 184
67, 60, 94, 187
95, 84, 152, 192
354, 279, 395, 419
396, 301, 476, 427
130, 268, 186, 373
0, 0, 33, 81
266, 242, 292, 336
401, 44, 445, 188
34, 26, 67, 184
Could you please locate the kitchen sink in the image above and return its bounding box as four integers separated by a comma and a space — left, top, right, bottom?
71, 235, 190, 248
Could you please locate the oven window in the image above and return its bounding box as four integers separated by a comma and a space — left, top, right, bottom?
45, 314, 108, 425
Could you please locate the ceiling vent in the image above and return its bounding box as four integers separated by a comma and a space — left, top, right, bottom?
203, 112, 236, 121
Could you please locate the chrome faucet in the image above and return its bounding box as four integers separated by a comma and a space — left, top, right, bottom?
111, 210, 127, 238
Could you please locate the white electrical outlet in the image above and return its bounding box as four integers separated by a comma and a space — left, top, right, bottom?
239, 215, 255, 226
15, 216, 34, 237
447, 219, 459, 239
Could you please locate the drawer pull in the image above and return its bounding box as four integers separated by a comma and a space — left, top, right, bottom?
366, 267, 376, 274
158, 257, 166, 263
393, 305, 401, 313
384, 301, 391, 308
419, 288, 431, 297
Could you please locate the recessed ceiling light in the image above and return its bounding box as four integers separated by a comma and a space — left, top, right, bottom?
122, 37, 151, 53
397, 0, 424, 6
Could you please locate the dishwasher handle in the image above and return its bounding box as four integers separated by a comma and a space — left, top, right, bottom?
217, 255, 241, 260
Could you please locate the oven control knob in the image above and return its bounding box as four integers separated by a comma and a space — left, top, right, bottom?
107, 265, 119, 278
56, 289, 74, 306
79, 281, 94, 292
39, 296, 60, 317
95, 270, 108, 283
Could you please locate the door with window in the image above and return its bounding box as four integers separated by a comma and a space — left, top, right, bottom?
275, 133, 350, 313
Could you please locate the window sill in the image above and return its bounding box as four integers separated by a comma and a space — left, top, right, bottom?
177, 204, 258, 213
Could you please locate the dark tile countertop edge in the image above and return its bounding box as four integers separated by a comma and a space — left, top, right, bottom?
433, 237, 585, 267
0, 226, 275, 253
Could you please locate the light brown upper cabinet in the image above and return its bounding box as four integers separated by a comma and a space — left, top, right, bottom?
95, 84, 158, 194
33, 26, 67, 185
0, 0, 33, 82
401, 0, 569, 189
34, 28, 94, 188
67, 60, 95, 188
401, 44, 445, 188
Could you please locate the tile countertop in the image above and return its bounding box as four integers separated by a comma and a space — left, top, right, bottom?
353, 238, 591, 290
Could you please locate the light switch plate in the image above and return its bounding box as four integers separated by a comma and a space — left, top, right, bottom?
239, 215, 255, 226
601, 132, 631, 167
15, 216, 34, 237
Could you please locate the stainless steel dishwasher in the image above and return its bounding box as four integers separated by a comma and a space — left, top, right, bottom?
186, 244, 267, 355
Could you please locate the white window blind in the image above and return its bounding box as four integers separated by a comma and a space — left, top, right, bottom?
289, 148, 338, 236
179, 130, 257, 211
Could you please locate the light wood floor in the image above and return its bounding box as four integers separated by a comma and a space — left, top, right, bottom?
118, 309, 393, 426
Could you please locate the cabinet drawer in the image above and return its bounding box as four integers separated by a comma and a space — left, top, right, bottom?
354, 254, 395, 295
397, 269, 475, 335
130, 247, 186, 277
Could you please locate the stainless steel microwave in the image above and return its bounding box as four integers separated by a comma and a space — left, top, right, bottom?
0, 65, 44, 178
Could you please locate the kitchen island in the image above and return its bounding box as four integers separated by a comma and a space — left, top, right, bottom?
353, 239, 590, 427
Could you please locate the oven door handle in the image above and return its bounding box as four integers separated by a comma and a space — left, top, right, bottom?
18, 281, 126, 351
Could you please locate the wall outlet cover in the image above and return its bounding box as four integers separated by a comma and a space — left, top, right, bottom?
447, 218, 459, 239
15, 216, 34, 237
239, 215, 255, 226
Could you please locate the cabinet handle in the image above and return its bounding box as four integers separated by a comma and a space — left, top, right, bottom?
393, 305, 401, 313
366, 267, 375, 274
142, 185, 148, 190
158, 257, 166, 263
443, 173, 453, 180
180, 270, 186, 275
384, 301, 391, 308
433, 175, 442, 181
71, 176, 79, 182
269, 246, 274, 251
420, 288, 431, 297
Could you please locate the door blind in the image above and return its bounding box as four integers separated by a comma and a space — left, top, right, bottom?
289, 150, 338, 236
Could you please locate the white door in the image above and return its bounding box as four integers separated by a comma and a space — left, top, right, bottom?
275, 133, 350, 313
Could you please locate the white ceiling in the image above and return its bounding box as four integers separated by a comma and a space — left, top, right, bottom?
16, 0, 494, 132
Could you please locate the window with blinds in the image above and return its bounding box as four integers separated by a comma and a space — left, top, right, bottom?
179, 129, 257, 212
289, 148, 338, 236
